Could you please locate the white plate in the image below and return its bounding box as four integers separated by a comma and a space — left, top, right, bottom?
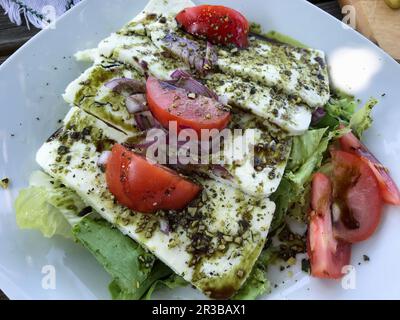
1, 0, 400, 300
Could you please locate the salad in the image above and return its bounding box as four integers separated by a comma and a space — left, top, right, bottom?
14, 0, 400, 300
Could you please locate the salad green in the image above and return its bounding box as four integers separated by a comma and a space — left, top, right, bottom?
73, 217, 173, 300
14, 171, 175, 300
15, 171, 86, 238
268, 94, 377, 260
143, 274, 188, 300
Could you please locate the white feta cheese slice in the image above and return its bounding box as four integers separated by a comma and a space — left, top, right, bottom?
125, 0, 330, 108
217, 38, 330, 108
63, 59, 145, 135
205, 73, 312, 135
96, 33, 312, 135
98, 33, 189, 80
36, 107, 275, 299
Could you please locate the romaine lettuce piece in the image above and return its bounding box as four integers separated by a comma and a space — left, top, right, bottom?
16, 171, 176, 300
271, 129, 328, 229
313, 93, 377, 137
73, 217, 172, 300
15, 187, 72, 238
232, 265, 271, 300
14, 171, 88, 238
143, 274, 188, 300
271, 127, 349, 230
287, 128, 328, 172
350, 98, 378, 138
326, 93, 357, 123
312, 92, 356, 129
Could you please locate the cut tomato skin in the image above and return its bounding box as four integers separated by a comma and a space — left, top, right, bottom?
340, 130, 400, 205
176, 5, 249, 48
331, 150, 384, 243
106, 144, 201, 213
146, 76, 230, 136
105, 144, 135, 209
307, 173, 352, 279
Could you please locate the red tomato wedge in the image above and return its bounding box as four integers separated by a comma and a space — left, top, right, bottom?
340, 129, 400, 205
331, 150, 383, 243
146, 76, 230, 135
106, 144, 201, 213
106, 144, 135, 209
176, 5, 250, 48
307, 173, 352, 279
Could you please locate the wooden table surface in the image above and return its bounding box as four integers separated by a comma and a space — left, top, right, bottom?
0, 0, 341, 300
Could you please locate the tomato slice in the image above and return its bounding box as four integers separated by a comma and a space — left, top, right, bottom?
176, 5, 249, 48
106, 144, 201, 213
307, 173, 352, 279
105, 144, 135, 209
340, 129, 400, 205
331, 150, 384, 243
146, 76, 230, 135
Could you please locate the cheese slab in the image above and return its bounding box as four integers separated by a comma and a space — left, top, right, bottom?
96, 32, 313, 135
197, 112, 291, 197
204, 73, 312, 135
124, 0, 330, 109
216, 37, 330, 109
64, 58, 145, 135
36, 107, 275, 299
63, 59, 291, 197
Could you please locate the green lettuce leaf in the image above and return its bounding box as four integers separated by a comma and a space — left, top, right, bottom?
16, 171, 177, 300
270, 177, 295, 231
73, 217, 172, 300
14, 171, 87, 238
257, 245, 280, 268
313, 92, 357, 129
287, 128, 327, 172
143, 274, 188, 300
350, 98, 378, 138
286, 130, 331, 188
15, 186, 72, 238
271, 129, 328, 229
313, 93, 378, 139
233, 265, 271, 300
232, 245, 280, 300
271, 127, 349, 230
109, 263, 173, 300
326, 93, 357, 123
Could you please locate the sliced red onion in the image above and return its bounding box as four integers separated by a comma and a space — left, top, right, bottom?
311, 107, 327, 125
105, 78, 145, 95
97, 151, 111, 167
211, 165, 233, 180
124, 129, 168, 154
170, 69, 192, 79
139, 60, 149, 72
168, 70, 219, 100
125, 94, 148, 114
204, 42, 218, 70
161, 33, 217, 74
159, 218, 170, 235
134, 111, 163, 131
127, 139, 157, 151
134, 141, 157, 149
